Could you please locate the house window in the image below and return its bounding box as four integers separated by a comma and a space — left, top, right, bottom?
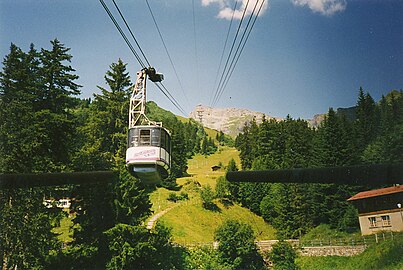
368, 217, 377, 228
381, 215, 391, 227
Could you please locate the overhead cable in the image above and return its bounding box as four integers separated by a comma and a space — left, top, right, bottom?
111, 0, 152, 67
100, 0, 187, 116
209, 0, 239, 106
145, 0, 190, 111
214, 0, 265, 106
211, 0, 251, 107
100, 0, 146, 68
155, 82, 187, 116
220, 0, 266, 96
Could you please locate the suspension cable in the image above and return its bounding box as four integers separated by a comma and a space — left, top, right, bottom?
211, 0, 250, 107
209, 0, 239, 106
100, 0, 187, 116
100, 0, 146, 68
214, 0, 265, 106
219, 0, 266, 97
155, 82, 187, 116
145, 0, 190, 111
111, 0, 152, 67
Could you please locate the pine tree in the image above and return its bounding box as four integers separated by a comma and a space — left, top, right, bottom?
0, 44, 38, 172
354, 87, 379, 157
73, 59, 131, 171
0, 42, 67, 269
34, 39, 81, 171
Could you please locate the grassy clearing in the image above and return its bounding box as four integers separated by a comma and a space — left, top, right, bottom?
160, 199, 276, 244
52, 210, 74, 243
179, 146, 241, 189
149, 146, 276, 245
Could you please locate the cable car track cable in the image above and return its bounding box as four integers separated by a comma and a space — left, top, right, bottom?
100, 0, 146, 68
209, 0, 239, 106
111, 0, 152, 67
145, 0, 190, 112
214, 0, 266, 106
213, 0, 263, 107
100, 0, 187, 116
211, 0, 250, 107
157, 82, 187, 116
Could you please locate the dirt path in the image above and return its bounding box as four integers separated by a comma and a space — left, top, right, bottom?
146, 205, 178, 230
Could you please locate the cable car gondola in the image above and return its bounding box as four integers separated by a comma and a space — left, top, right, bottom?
126, 125, 171, 184
125, 68, 171, 184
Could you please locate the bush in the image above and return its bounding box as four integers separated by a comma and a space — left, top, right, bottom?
167, 192, 189, 203
200, 185, 215, 209
267, 240, 299, 270
167, 192, 179, 202
215, 220, 265, 270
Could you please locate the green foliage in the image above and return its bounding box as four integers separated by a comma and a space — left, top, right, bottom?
267, 240, 299, 270
296, 234, 403, 270
104, 223, 184, 270
72, 59, 131, 171
201, 136, 218, 156
167, 191, 189, 202
113, 166, 152, 225
0, 40, 80, 269
214, 220, 265, 270
200, 185, 216, 209
215, 176, 230, 199
0, 188, 61, 269
185, 246, 231, 270
299, 224, 358, 242
233, 88, 402, 236
216, 130, 235, 147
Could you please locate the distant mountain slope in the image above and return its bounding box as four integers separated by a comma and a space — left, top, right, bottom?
189, 105, 281, 137
189, 105, 359, 135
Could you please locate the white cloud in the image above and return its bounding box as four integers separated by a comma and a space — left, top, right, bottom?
291, 0, 347, 16
202, 0, 269, 20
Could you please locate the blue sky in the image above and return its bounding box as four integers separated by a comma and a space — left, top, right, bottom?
1, 0, 402, 119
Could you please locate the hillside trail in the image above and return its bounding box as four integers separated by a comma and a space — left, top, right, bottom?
146, 146, 241, 230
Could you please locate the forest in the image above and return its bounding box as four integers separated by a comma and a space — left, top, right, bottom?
0, 40, 402, 269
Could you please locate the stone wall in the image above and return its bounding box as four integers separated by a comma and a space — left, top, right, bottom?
256, 240, 366, 257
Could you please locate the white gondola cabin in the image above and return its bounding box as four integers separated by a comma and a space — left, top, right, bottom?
126, 125, 171, 184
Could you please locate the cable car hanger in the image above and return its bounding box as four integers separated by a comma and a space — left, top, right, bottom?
125, 68, 172, 185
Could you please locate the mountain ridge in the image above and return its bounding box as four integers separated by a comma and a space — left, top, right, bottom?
188, 104, 357, 137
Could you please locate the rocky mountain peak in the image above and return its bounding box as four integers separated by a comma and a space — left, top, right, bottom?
189, 105, 281, 137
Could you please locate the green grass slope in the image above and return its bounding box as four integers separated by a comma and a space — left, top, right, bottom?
296, 233, 403, 270
148, 146, 276, 245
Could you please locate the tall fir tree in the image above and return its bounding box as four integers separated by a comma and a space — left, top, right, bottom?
0, 40, 80, 269
354, 87, 379, 158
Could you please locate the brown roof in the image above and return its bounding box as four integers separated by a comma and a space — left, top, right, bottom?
347, 185, 403, 201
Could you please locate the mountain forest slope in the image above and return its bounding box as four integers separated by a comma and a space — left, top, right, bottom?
148, 147, 276, 244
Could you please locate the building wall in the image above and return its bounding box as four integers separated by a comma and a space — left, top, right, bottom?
358, 209, 403, 235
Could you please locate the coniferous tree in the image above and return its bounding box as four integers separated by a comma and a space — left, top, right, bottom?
74, 59, 131, 171
36, 39, 81, 171
0, 40, 80, 269
354, 87, 379, 157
